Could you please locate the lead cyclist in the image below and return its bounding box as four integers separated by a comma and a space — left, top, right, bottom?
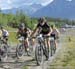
30, 17, 52, 59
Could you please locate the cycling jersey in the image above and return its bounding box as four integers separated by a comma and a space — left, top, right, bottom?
2, 29, 9, 37
50, 34, 56, 40
37, 23, 50, 35
51, 29, 59, 40
18, 28, 28, 39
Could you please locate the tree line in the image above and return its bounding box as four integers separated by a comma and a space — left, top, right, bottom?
0, 9, 75, 29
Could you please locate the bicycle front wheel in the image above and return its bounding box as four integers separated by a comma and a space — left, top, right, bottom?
50, 40, 56, 56
35, 45, 43, 66
0, 44, 8, 61
16, 44, 25, 58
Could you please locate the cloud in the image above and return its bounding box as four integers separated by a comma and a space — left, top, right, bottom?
0, 0, 54, 10
66, 0, 73, 2
7, 0, 12, 4
41, 0, 54, 6
0, 0, 13, 9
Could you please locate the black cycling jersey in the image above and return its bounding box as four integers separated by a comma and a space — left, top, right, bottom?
37, 23, 50, 34
18, 28, 28, 39
50, 34, 56, 40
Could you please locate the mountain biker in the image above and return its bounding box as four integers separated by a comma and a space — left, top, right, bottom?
0, 26, 9, 45
17, 23, 31, 52
31, 17, 52, 58
50, 25, 60, 48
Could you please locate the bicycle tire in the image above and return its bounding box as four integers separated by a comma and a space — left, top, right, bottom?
16, 44, 25, 58
50, 40, 56, 56
35, 45, 43, 66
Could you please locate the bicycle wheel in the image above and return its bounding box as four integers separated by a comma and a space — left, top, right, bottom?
27, 44, 34, 56
0, 44, 8, 61
28, 39, 34, 56
16, 44, 25, 58
35, 45, 43, 66
50, 40, 56, 56
53, 43, 56, 54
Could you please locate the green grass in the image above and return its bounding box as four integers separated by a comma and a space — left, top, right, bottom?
22, 66, 28, 69
8, 32, 18, 44
4, 26, 17, 31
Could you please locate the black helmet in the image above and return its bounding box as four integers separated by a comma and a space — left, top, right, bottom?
19, 23, 25, 29
38, 17, 46, 23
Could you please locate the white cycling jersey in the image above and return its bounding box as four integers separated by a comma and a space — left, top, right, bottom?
51, 29, 59, 34
2, 29, 9, 37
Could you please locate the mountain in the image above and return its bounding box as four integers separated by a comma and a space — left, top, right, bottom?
2, 4, 43, 16
30, 4, 43, 11
32, 0, 75, 19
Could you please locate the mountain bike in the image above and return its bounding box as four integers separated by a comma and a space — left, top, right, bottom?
16, 37, 32, 58
0, 38, 9, 61
34, 34, 49, 65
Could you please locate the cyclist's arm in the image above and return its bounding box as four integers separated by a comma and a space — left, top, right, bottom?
56, 29, 60, 36
55, 29, 60, 38
16, 30, 21, 38
6, 30, 9, 37
27, 28, 32, 35
49, 27, 52, 35
30, 27, 39, 37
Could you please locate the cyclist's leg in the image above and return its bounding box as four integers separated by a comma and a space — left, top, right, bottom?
54, 39, 57, 49
24, 38, 29, 51
31, 38, 35, 46
44, 38, 47, 47
46, 37, 50, 54
54, 35, 57, 49
46, 38, 50, 49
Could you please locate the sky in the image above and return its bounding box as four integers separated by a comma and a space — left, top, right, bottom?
0, 0, 73, 10
0, 0, 53, 10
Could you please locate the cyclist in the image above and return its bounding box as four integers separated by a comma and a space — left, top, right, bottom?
17, 23, 31, 52
0, 26, 9, 45
31, 17, 52, 57
50, 25, 60, 48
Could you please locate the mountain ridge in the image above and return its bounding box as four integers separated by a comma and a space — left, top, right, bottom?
32, 0, 75, 19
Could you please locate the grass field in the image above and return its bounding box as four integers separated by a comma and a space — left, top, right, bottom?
4, 26, 17, 31
8, 32, 19, 44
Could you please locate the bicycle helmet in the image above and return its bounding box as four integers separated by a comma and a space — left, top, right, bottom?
19, 23, 25, 30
